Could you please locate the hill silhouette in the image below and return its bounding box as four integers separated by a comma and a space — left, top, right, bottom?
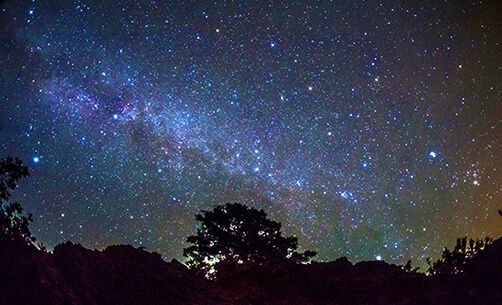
1, 237, 502, 305
1, 139, 501, 305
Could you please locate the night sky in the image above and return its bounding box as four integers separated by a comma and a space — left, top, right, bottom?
1, 0, 501, 266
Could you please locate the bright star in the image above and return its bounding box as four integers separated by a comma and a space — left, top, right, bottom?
428, 151, 437, 158
376, 255, 382, 261
33, 156, 40, 163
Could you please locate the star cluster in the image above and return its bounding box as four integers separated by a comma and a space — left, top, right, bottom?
1, 1, 501, 265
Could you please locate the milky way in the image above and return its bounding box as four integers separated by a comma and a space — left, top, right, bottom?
1, 1, 501, 265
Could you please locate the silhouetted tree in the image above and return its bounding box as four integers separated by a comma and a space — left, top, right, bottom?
0, 156, 29, 200
183, 202, 316, 276
427, 236, 492, 276
400, 259, 420, 273
0, 128, 35, 246
0, 201, 35, 245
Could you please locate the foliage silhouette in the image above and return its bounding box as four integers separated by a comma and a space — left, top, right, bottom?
183, 202, 316, 276
399, 259, 420, 273
0, 128, 35, 246
427, 236, 492, 275
0, 156, 29, 200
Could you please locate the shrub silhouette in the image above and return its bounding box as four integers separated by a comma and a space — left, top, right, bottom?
183, 202, 316, 276
400, 259, 420, 273
427, 236, 492, 275
0, 128, 35, 246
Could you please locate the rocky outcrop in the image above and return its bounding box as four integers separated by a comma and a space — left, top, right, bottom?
0, 241, 215, 305
1, 238, 502, 305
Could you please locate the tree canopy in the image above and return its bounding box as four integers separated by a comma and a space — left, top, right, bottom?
0, 129, 35, 246
427, 236, 492, 276
183, 202, 316, 276
0, 156, 29, 201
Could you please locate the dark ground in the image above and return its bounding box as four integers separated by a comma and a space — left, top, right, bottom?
1, 238, 502, 305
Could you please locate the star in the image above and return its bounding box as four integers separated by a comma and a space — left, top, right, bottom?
1, 0, 499, 269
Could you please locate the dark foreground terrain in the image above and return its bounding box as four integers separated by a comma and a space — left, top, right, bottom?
1, 238, 501, 305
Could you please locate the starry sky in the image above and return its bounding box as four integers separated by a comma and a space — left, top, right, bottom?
1, 0, 501, 266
